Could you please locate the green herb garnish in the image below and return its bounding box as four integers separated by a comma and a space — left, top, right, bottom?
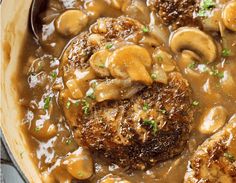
188, 62, 196, 69
151, 73, 157, 80
143, 103, 150, 111
209, 68, 224, 79
159, 109, 166, 114
75, 101, 80, 106
224, 152, 235, 162
142, 26, 149, 33
66, 101, 71, 109
65, 139, 72, 145
77, 171, 84, 177
106, 44, 113, 49
156, 56, 163, 62
97, 63, 105, 68
44, 96, 51, 110
35, 126, 42, 132
143, 119, 158, 134
51, 72, 57, 79
222, 48, 231, 57
82, 99, 90, 115
198, 0, 215, 17
192, 100, 200, 106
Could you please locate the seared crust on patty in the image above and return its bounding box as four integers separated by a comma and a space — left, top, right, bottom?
75, 72, 193, 169
148, 0, 200, 29
60, 16, 143, 81
184, 115, 236, 183
60, 16, 194, 170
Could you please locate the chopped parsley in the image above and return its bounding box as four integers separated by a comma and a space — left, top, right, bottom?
188, 62, 197, 69
75, 101, 80, 106
97, 63, 105, 68
44, 96, 51, 110
143, 120, 158, 134
151, 73, 157, 80
77, 171, 84, 177
142, 26, 149, 33
66, 101, 71, 109
159, 109, 166, 114
156, 56, 163, 62
222, 48, 231, 57
224, 152, 235, 162
51, 72, 57, 79
65, 139, 72, 145
143, 103, 150, 111
82, 99, 90, 115
192, 100, 200, 106
209, 68, 224, 79
198, 0, 215, 17
106, 44, 113, 49
35, 126, 42, 132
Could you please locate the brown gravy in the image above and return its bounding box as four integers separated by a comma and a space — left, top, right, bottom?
17, 0, 236, 182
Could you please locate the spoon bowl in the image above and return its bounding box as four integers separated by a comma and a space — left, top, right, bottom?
29, 0, 47, 39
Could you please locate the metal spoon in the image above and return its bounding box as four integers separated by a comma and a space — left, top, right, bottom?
29, 0, 48, 39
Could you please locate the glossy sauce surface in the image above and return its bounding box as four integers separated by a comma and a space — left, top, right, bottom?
17, 0, 236, 182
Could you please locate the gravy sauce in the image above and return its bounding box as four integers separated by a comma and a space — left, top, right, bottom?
17, 0, 236, 182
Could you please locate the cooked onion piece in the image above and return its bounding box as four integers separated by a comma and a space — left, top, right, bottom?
179, 50, 202, 77
222, 1, 236, 32
124, 0, 150, 24
152, 49, 175, 72
55, 10, 88, 36
66, 79, 84, 99
89, 49, 111, 77
30, 119, 58, 140
220, 70, 236, 99
202, 9, 222, 32
94, 79, 144, 102
64, 147, 94, 180
100, 174, 131, 183
84, 0, 106, 20
108, 45, 153, 85
198, 106, 228, 134
151, 63, 168, 84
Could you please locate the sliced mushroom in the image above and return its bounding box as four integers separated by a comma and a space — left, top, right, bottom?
89, 49, 111, 77
108, 45, 153, 85
55, 10, 88, 37
222, 1, 236, 32
64, 147, 94, 180
169, 27, 217, 63
198, 106, 228, 134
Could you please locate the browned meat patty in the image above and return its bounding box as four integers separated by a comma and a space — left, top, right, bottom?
59, 16, 194, 170
184, 115, 236, 183
148, 0, 200, 29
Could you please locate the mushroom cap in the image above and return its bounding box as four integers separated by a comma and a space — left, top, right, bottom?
222, 1, 236, 32
169, 27, 217, 63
